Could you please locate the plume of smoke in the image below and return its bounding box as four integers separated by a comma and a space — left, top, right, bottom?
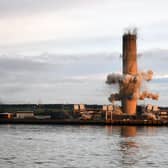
124, 27, 137, 36
106, 70, 153, 85
108, 93, 121, 102
106, 70, 158, 102
139, 91, 159, 100
108, 76, 140, 102
121, 74, 141, 85
119, 74, 140, 100
106, 73, 122, 84
141, 70, 153, 81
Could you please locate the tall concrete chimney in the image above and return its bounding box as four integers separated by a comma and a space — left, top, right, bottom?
122, 31, 137, 115
106, 29, 157, 115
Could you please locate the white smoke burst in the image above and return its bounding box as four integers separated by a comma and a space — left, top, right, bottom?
106, 70, 159, 102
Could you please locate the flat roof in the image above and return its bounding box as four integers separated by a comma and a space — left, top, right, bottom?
16, 111, 34, 113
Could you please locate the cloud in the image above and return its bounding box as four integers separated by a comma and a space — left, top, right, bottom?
0, 0, 168, 49
0, 49, 167, 85
0, 49, 166, 104
0, 0, 84, 17
138, 49, 168, 73
0, 52, 118, 103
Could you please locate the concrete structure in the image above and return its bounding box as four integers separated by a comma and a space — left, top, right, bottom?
79, 104, 85, 111
122, 31, 137, 115
102, 105, 108, 112
15, 111, 34, 119
107, 30, 158, 116
73, 104, 85, 112
74, 104, 79, 112
107, 105, 113, 111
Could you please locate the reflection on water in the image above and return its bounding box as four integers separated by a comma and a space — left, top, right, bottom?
105, 126, 139, 167
120, 126, 139, 167
0, 125, 167, 168
121, 126, 137, 137
105, 126, 164, 167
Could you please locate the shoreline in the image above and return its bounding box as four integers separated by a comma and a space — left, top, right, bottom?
0, 118, 168, 126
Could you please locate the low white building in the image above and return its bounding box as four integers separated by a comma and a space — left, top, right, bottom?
15, 111, 34, 119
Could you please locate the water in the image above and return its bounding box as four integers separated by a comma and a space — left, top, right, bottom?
0, 125, 168, 168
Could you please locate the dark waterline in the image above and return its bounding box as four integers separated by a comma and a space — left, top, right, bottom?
0, 125, 168, 168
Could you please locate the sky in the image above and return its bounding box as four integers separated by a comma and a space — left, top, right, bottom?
0, 0, 168, 105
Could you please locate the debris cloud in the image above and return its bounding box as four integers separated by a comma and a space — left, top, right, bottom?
106, 73, 122, 84
139, 91, 159, 100
106, 70, 158, 101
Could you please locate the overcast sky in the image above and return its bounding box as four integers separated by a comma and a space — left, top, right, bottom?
0, 0, 168, 53
0, 0, 167, 104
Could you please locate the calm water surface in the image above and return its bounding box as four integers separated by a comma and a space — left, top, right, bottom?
0, 125, 168, 168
